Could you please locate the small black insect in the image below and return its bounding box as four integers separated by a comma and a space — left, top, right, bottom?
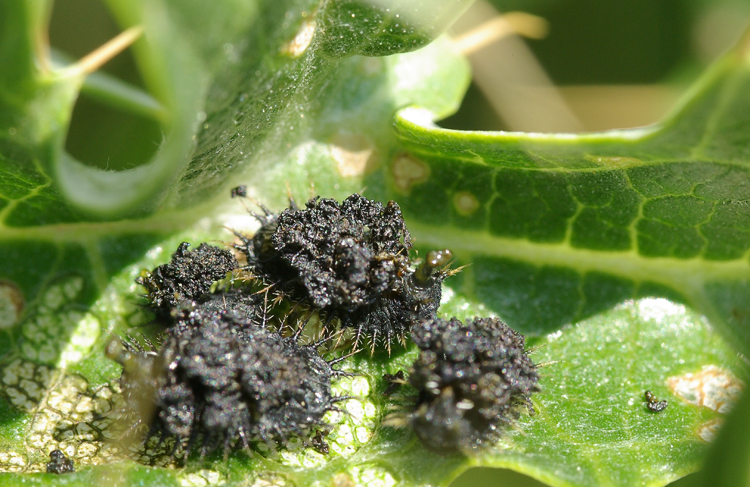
46, 449, 74, 474
109, 298, 351, 458
407, 317, 539, 454
310, 430, 330, 455
236, 194, 456, 351
231, 185, 247, 198
137, 242, 238, 318
644, 390, 668, 413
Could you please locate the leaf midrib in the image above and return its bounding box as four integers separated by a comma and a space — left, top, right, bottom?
411, 222, 750, 288
0, 207, 209, 241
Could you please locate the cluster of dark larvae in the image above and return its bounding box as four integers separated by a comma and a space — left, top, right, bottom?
109, 193, 539, 458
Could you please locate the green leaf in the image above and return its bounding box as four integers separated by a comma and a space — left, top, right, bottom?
1, 1, 750, 487
388, 33, 750, 355
0, 0, 471, 219
483, 299, 742, 487
317, 0, 472, 57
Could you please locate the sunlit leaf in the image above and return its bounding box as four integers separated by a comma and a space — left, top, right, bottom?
1, 1, 750, 486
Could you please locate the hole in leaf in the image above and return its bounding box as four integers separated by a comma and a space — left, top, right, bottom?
49, 0, 163, 170
439, 81, 508, 132
64, 96, 162, 171
49, 0, 144, 85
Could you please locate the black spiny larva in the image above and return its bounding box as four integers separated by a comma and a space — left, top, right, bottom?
46, 450, 75, 474
137, 242, 238, 318
236, 193, 455, 351
407, 317, 539, 454
108, 298, 350, 458
644, 390, 668, 413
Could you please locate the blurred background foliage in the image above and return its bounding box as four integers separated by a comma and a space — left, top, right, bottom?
46, 0, 750, 485
51, 0, 750, 171
444, 0, 750, 132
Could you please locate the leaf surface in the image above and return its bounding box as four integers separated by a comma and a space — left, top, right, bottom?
1, 2, 749, 487
388, 35, 750, 354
